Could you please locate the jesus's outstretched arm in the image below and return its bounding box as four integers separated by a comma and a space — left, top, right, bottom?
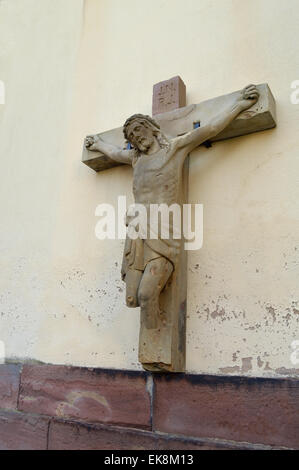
85, 135, 134, 165
175, 84, 259, 154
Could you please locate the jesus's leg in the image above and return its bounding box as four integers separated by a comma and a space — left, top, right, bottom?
125, 268, 143, 308
137, 257, 173, 329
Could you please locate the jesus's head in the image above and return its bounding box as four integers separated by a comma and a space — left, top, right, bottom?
123, 114, 168, 154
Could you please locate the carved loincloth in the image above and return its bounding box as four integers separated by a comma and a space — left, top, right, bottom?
121, 236, 180, 282
120, 207, 182, 300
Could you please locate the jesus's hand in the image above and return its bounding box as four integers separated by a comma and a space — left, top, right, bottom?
85, 134, 100, 150
237, 85, 260, 111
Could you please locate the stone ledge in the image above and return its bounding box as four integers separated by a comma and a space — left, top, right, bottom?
0, 364, 21, 411
1, 363, 298, 449
153, 374, 299, 449
0, 410, 289, 451
0, 410, 49, 450
19, 364, 151, 430
48, 418, 249, 450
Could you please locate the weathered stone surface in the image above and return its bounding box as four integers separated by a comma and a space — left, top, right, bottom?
1, 363, 296, 449
0, 410, 49, 450
19, 365, 151, 429
153, 375, 299, 448
152, 76, 186, 115
0, 364, 21, 410
48, 419, 238, 450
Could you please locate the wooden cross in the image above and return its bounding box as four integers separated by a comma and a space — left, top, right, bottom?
82, 77, 276, 373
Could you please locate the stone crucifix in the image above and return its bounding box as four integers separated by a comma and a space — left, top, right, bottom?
82, 77, 276, 373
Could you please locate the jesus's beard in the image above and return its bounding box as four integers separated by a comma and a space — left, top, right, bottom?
137, 139, 151, 153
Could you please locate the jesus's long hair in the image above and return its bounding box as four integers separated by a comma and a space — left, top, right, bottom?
123, 114, 170, 160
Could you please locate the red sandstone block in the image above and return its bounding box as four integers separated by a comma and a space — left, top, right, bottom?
153, 375, 299, 449
152, 76, 186, 115
19, 365, 151, 429
48, 419, 233, 450
0, 410, 49, 450
0, 364, 21, 410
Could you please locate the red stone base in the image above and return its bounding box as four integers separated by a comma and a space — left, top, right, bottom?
0, 364, 298, 450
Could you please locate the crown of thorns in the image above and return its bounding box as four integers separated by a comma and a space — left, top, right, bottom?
123, 114, 160, 141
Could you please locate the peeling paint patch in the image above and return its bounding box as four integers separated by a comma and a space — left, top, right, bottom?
232, 352, 238, 363
257, 356, 264, 368
274, 367, 299, 376
219, 366, 240, 374
266, 306, 276, 323
241, 357, 253, 373
210, 305, 226, 319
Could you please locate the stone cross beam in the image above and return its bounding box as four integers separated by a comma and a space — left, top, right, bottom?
82, 82, 276, 172
82, 78, 276, 373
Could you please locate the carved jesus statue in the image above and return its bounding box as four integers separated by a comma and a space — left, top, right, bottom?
85, 85, 259, 336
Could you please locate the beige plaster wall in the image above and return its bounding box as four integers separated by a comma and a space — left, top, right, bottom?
0, 0, 298, 377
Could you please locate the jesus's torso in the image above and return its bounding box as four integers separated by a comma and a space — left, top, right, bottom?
132, 142, 186, 207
